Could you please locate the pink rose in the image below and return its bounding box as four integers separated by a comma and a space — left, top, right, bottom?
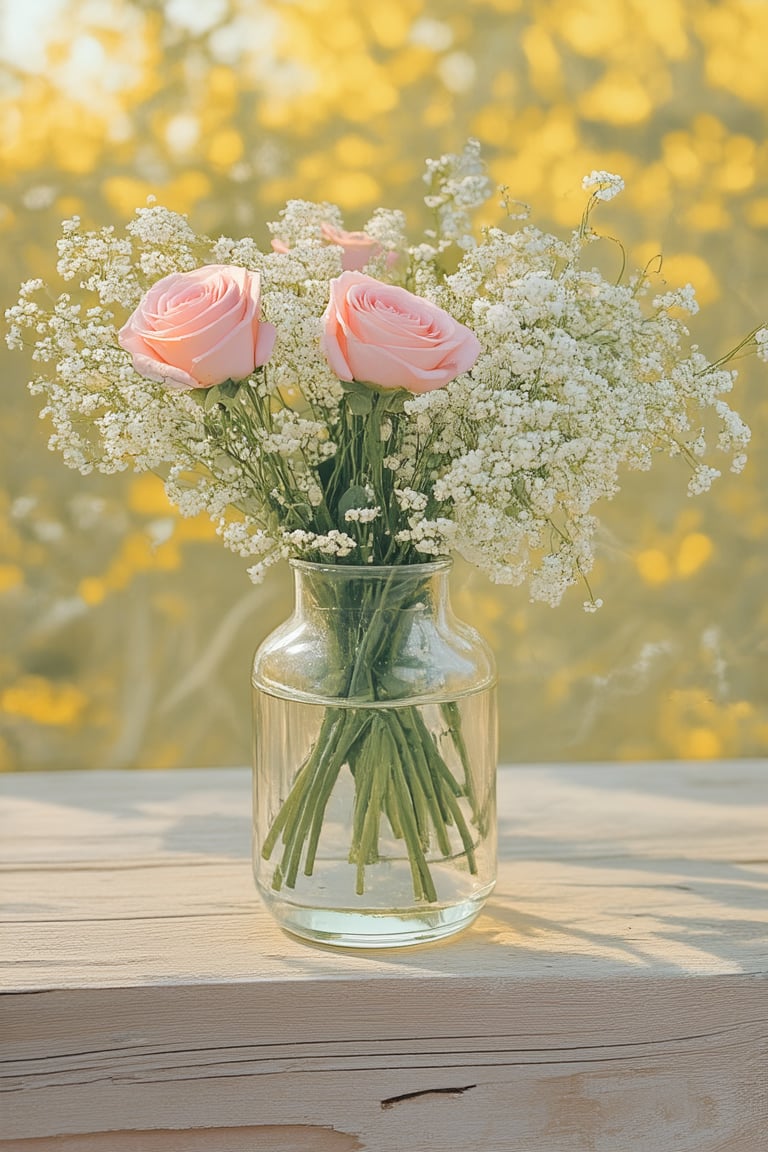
321, 271, 481, 393
271, 226, 381, 272
320, 223, 381, 271
118, 265, 276, 391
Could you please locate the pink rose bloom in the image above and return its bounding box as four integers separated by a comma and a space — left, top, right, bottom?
320, 222, 381, 272
271, 226, 381, 271
321, 271, 481, 393
118, 265, 276, 391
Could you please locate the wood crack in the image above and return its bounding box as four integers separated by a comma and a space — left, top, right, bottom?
0, 1024, 744, 1074
381, 1085, 476, 1109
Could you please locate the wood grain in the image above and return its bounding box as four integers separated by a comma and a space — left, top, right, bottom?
1, 762, 767, 1151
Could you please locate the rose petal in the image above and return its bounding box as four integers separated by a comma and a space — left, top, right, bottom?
118, 264, 272, 389
192, 321, 262, 387
345, 342, 448, 391
321, 319, 353, 381
127, 350, 199, 391
254, 320, 277, 367
139, 274, 253, 372
351, 309, 447, 359
321, 272, 480, 393
321, 223, 381, 271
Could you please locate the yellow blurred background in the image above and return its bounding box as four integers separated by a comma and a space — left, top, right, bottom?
2, 0, 767, 771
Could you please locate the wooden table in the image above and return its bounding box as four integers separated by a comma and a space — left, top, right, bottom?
1, 762, 767, 1151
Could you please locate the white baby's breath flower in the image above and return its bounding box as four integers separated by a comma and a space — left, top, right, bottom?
653, 284, 699, 315
581, 170, 625, 201
8, 141, 756, 609
394, 488, 428, 513
344, 506, 380, 524
687, 465, 721, 496
285, 528, 357, 558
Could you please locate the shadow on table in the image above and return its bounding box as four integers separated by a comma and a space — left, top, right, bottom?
3, 760, 765, 979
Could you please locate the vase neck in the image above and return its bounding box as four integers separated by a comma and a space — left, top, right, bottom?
253, 557, 494, 705
290, 561, 452, 621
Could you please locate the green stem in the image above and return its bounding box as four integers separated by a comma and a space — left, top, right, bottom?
304, 710, 372, 876
391, 711, 452, 857
440, 700, 483, 831
385, 774, 403, 839
348, 727, 377, 868
261, 717, 333, 860
355, 732, 388, 894
438, 779, 478, 875
390, 747, 438, 903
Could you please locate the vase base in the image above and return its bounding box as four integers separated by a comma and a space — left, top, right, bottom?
258, 884, 494, 949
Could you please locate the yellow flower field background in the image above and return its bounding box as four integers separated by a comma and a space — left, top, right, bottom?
2, 0, 767, 770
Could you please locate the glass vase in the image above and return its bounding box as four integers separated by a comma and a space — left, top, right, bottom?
252, 559, 497, 948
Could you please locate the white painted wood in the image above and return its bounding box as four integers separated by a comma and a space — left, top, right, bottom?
1, 762, 767, 1151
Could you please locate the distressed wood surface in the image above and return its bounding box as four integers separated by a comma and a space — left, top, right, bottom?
1, 761, 767, 1151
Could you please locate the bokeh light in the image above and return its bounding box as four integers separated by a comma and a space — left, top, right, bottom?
2, 0, 767, 770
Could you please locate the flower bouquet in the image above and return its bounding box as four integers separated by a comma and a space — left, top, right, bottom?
8, 141, 762, 945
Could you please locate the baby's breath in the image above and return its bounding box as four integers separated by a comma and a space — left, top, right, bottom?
6, 143, 759, 607
581, 170, 625, 202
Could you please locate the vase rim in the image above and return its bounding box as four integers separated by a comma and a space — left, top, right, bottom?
289, 558, 452, 576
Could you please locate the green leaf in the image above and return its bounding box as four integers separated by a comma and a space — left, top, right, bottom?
292, 502, 313, 527
342, 379, 411, 416
380, 389, 408, 413
203, 382, 239, 411
341, 378, 377, 415
204, 385, 224, 411
337, 485, 370, 521
345, 389, 374, 416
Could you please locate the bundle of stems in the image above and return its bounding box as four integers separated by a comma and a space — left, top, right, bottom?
260, 569, 483, 903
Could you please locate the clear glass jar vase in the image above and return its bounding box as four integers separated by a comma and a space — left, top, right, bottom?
252, 560, 497, 948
